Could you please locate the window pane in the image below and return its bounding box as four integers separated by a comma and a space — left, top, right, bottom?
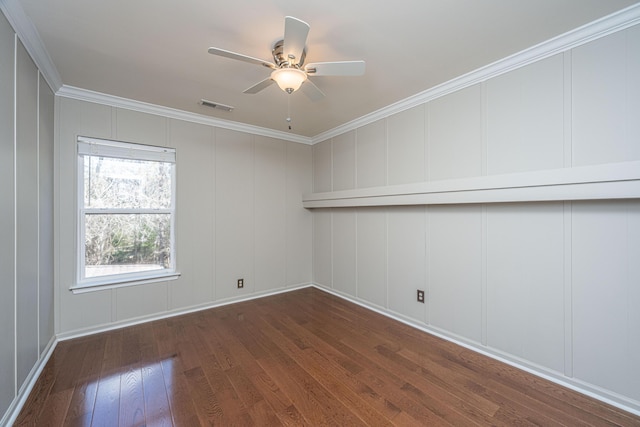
84, 156, 172, 209
84, 213, 171, 278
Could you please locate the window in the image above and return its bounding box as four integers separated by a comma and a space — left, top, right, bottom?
74, 136, 179, 291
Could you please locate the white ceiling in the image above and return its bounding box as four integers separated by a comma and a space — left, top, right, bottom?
16, 0, 640, 137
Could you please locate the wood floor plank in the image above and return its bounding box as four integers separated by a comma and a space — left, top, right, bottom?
16, 287, 640, 426
34, 388, 74, 427
250, 308, 393, 426
159, 357, 201, 426
118, 365, 145, 426
63, 336, 106, 425
91, 331, 123, 426
251, 307, 452, 425
233, 306, 368, 425
141, 361, 173, 427
199, 353, 253, 425
275, 296, 475, 424
182, 366, 224, 425
202, 311, 307, 426
262, 307, 404, 421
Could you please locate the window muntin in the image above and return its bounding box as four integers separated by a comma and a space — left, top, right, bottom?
76, 136, 177, 289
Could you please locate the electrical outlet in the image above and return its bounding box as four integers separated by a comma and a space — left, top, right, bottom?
417, 289, 425, 303
237, 278, 244, 289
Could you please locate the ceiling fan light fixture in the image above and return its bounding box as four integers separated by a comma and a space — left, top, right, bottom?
271, 67, 307, 93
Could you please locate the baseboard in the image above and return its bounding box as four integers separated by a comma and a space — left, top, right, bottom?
3, 284, 315, 425
1, 335, 58, 427
7, 282, 638, 425
310, 283, 640, 417
56, 282, 314, 342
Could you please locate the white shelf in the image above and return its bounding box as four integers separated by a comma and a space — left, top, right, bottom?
303, 161, 640, 208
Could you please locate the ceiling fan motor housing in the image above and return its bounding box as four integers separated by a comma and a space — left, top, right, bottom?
272, 39, 306, 68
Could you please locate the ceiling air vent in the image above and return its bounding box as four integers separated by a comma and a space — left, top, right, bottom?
200, 99, 234, 112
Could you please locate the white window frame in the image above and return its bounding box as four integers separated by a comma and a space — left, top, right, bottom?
72, 136, 180, 293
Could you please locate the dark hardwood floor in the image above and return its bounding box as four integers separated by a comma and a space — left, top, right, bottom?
15, 287, 640, 426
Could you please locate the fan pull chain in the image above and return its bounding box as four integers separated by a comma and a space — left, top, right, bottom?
286, 95, 292, 130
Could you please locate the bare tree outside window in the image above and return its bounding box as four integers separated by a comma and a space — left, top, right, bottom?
77, 137, 176, 286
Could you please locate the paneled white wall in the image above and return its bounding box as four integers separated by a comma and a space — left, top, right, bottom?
428, 205, 483, 343
387, 206, 426, 323
356, 208, 387, 308
572, 27, 640, 166
215, 128, 255, 300
0, 11, 16, 417
56, 98, 313, 335
388, 105, 425, 185
0, 10, 55, 422
312, 23, 640, 410
331, 209, 357, 296
428, 85, 482, 180
356, 120, 386, 188
485, 55, 565, 174
169, 120, 215, 308
486, 202, 565, 372
572, 201, 640, 401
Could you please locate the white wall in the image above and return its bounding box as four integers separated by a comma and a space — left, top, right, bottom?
56, 97, 313, 335
311, 24, 640, 411
0, 9, 55, 422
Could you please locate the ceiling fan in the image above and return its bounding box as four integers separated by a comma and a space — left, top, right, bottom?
208, 16, 365, 101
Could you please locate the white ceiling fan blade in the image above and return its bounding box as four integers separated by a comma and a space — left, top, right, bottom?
208, 47, 275, 69
300, 79, 325, 102
305, 61, 366, 76
283, 16, 309, 65
243, 77, 275, 94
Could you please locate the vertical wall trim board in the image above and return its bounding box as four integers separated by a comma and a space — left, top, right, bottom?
253, 135, 256, 294
424, 104, 430, 183
355, 210, 358, 298
110, 106, 116, 138
425, 105, 431, 182
481, 82, 488, 176
480, 82, 489, 347
481, 205, 488, 347
330, 137, 334, 191
384, 119, 389, 186
210, 126, 216, 301
213, 128, 219, 301
564, 51, 573, 167
425, 206, 430, 325
284, 142, 289, 287
354, 128, 358, 189
53, 94, 60, 336
384, 210, 388, 309
36, 70, 40, 360
12, 31, 18, 399
330, 208, 334, 290
563, 207, 574, 376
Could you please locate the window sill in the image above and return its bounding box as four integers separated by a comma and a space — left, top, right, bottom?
70, 271, 181, 294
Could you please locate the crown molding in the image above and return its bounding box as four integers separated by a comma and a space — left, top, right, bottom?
0, 0, 62, 91
0, 0, 310, 144
57, 85, 313, 145
311, 2, 640, 144
3, 0, 639, 145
